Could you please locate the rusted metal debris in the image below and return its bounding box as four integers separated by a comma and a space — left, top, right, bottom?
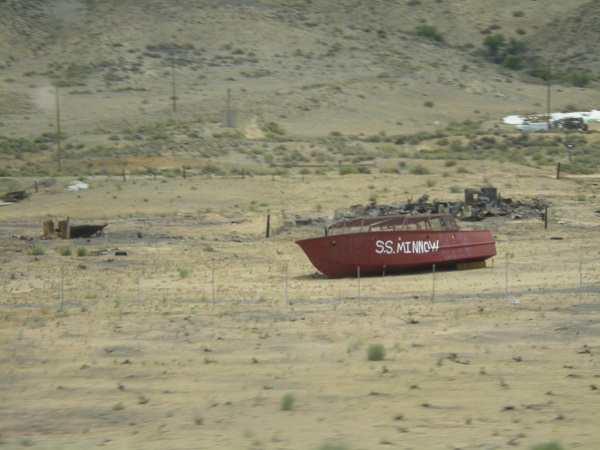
43, 218, 108, 239
2, 190, 29, 203
333, 187, 545, 222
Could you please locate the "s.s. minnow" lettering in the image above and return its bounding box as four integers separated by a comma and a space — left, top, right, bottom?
375, 239, 440, 255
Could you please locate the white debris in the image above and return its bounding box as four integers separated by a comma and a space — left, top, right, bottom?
64, 181, 89, 192
502, 109, 600, 126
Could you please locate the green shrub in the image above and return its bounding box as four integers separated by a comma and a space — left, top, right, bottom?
261, 121, 285, 136
503, 55, 525, 70
347, 341, 361, 354
483, 34, 505, 60
415, 24, 444, 43
528, 441, 565, 450
201, 164, 225, 176
281, 393, 295, 410
339, 165, 359, 175
409, 164, 430, 175
560, 164, 595, 175
367, 344, 386, 361
31, 245, 45, 256
179, 268, 189, 278
527, 60, 551, 80
60, 247, 72, 256
566, 72, 590, 87
76, 247, 88, 257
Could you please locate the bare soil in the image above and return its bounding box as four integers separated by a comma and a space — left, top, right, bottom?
1, 162, 600, 450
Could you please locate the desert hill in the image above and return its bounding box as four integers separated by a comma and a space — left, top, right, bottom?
1, 0, 599, 144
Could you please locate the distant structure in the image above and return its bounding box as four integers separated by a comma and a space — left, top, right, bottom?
221, 88, 237, 127
503, 109, 600, 130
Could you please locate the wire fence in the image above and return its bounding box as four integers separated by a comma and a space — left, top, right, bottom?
1, 256, 598, 310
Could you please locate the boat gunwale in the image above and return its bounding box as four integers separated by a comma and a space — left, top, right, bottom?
327, 213, 459, 235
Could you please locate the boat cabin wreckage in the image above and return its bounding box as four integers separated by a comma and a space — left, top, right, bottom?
43, 218, 107, 239
326, 213, 459, 236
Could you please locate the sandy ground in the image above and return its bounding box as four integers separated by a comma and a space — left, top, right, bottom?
1, 162, 600, 450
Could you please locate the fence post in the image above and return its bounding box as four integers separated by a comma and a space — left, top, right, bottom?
285, 263, 289, 307
580, 258, 583, 295
431, 264, 436, 303
60, 268, 64, 309
357, 266, 361, 305
266, 214, 270, 238
212, 260, 216, 305
505, 259, 509, 299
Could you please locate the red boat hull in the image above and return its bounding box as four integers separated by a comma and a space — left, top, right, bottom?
296, 229, 496, 278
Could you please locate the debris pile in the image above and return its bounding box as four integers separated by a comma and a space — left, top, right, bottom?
1, 190, 29, 203
43, 218, 108, 239
333, 188, 545, 222
64, 181, 89, 192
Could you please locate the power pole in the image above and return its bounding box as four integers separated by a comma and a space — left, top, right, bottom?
171, 57, 177, 113
546, 60, 552, 126
56, 86, 62, 172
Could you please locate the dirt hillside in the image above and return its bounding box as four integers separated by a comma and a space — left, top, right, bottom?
1, 0, 599, 140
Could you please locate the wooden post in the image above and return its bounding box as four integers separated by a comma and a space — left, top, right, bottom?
171, 58, 177, 113
60, 268, 64, 308
285, 264, 289, 307
56, 86, 62, 172
122, 168, 126, 182
556, 162, 561, 180
265, 214, 271, 238
579, 258, 583, 295
357, 266, 361, 305
212, 260, 216, 305
431, 264, 436, 302
544, 206, 548, 229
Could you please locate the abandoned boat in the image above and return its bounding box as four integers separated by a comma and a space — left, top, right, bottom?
295, 213, 496, 278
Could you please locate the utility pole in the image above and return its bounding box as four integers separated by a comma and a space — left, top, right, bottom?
226, 88, 231, 126
546, 60, 552, 126
56, 86, 62, 172
171, 57, 177, 113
